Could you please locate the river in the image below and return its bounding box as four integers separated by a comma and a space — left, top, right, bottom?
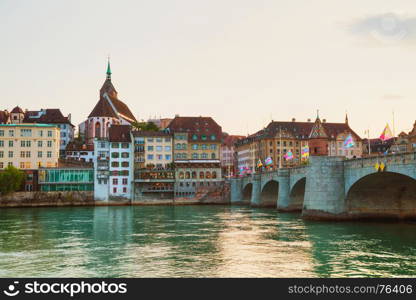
0, 205, 415, 277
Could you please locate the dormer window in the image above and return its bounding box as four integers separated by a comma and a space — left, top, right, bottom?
192, 134, 198, 140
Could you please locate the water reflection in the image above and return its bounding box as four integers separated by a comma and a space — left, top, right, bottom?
0, 206, 415, 277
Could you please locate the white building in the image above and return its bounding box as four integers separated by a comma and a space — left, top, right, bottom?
94, 125, 134, 201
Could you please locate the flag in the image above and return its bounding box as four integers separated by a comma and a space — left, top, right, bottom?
380, 123, 393, 141
257, 159, 263, 168
301, 146, 309, 159
264, 157, 273, 165
343, 134, 355, 149
284, 150, 294, 160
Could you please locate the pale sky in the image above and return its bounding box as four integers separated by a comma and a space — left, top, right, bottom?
1, 0, 416, 137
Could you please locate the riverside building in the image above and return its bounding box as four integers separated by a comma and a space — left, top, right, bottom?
0, 124, 60, 170
132, 130, 175, 200
167, 116, 223, 197
93, 125, 134, 201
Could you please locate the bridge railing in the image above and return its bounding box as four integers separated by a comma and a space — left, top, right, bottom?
344, 152, 416, 169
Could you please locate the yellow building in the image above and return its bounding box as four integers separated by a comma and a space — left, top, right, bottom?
0, 124, 60, 169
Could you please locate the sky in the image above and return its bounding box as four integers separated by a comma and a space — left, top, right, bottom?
1, 0, 416, 137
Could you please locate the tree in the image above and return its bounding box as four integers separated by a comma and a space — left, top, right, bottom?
0, 166, 25, 195
131, 121, 159, 132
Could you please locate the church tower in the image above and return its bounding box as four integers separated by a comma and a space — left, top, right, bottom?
308, 110, 329, 156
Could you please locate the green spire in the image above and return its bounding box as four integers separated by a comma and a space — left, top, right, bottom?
106, 57, 112, 79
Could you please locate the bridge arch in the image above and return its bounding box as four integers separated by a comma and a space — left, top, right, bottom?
345, 171, 416, 219
242, 183, 253, 204
288, 177, 306, 211
259, 180, 279, 208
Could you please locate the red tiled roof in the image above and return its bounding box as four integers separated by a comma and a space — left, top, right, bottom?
11, 106, 24, 114
24, 109, 73, 126
0, 111, 9, 124
222, 133, 245, 146
167, 116, 222, 142
88, 78, 137, 122
109, 125, 132, 142
65, 141, 94, 152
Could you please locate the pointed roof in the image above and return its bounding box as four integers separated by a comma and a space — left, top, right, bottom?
309, 116, 328, 139
11, 106, 24, 114
88, 63, 137, 123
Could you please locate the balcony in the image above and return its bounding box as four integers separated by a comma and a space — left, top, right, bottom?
134, 169, 175, 182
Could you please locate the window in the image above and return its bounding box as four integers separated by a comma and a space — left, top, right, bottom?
0, 130, 3, 136
156, 146, 162, 151
212, 171, 217, 179
8, 141, 13, 147
201, 153, 208, 159
165, 146, 171, 151
8, 151, 13, 158
47, 130, 52, 137
121, 143, 129, 148
47, 151, 52, 158
8, 130, 14, 137
47, 141, 52, 147
38, 141, 42, 147
181, 143, 186, 150
38, 151, 42, 158
157, 154, 163, 160
147, 146, 154, 151
192, 144, 198, 150
38, 130, 43, 137
0, 151, 3, 158
156, 138, 162, 143
210, 144, 216, 150
21, 151, 25, 158
192, 153, 198, 159
111, 161, 119, 167
0, 162, 3, 168
201, 135, 207, 140
113, 187, 117, 193
121, 161, 129, 167
211, 153, 216, 159
206, 171, 211, 179
112, 178, 118, 185
20, 129, 32, 137
111, 152, 119, 158
165, 138, 171, 142
147, 154, 154, 160
192, 171, 197, 179
165, 155, 171, 160
210, 135, 216, 140
122, 178, 128, 185
121, 152, 129, 158
199, 171, 204, 179
111, 143, 119, 148
202, 144, 207, 150
26, 151, 30, 158
123, 187, 127, 193
25, 162, 31, 169
0, 141, 3, 147
147, 138, 154, 142
192, 134, 198, 140
185, 172, 190, 179
179, 172, 184, 179
20, 162, 25, 169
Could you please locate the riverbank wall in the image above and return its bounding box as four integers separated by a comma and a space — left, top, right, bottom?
0, 187, 231, 208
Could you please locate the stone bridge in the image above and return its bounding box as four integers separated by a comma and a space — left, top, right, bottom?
231, 152, 416, 220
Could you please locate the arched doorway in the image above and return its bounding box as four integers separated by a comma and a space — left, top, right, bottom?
242, 183, 253, 204
288, 177, 306, 212
260, 180, 279, 208
346, 172, 416, 220
95, 122, 101, 138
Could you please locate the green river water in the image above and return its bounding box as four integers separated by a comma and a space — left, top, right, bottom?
0, 205, 415, 277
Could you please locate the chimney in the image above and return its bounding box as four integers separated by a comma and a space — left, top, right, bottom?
68, 113, 71, 122
307, 118, 311, 122
322, 119, 326, 123
292, 118, 296, 122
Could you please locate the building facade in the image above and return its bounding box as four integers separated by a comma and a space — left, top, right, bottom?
38, 168, 94, 191
94, 125, 134, 201
132, 130, 175, 201
167, 116, 223, 197
0, 124, 60, 170
235, 115, 363, 174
